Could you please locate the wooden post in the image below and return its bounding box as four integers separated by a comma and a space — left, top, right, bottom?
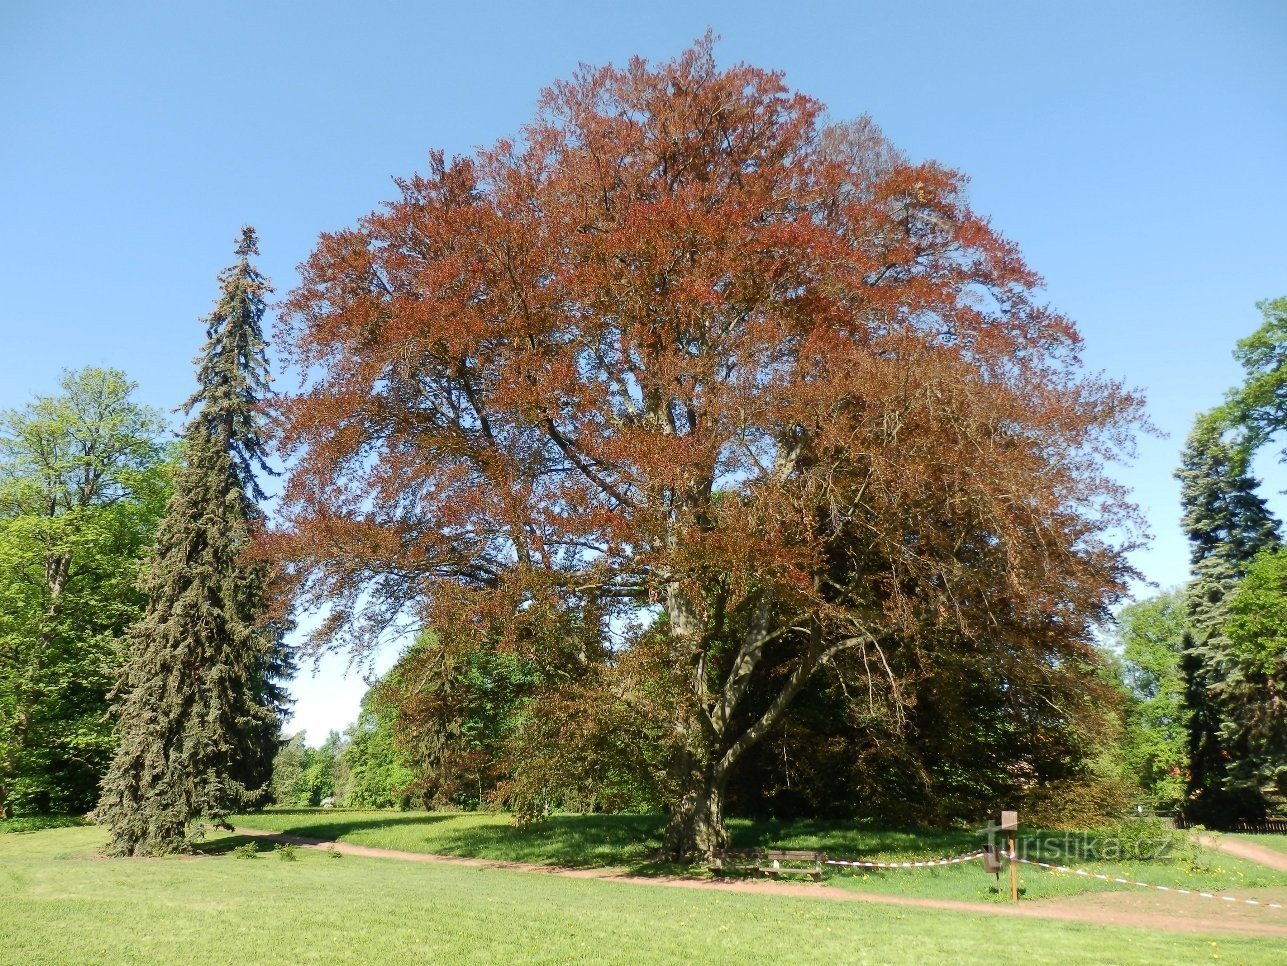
1001, 810, 1019, 902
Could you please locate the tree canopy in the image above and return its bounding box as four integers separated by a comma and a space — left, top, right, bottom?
266, 39, 1148, 856
1113, 590, 1189, 810
1228, 297, 1287, 458
0, 368, 168, 817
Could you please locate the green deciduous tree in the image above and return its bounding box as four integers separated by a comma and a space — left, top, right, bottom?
1113, 590, 1190, 809
1227, 297, 1287, 457
1223, 549, 1287, 800
375, 634, 551, 810
0, 368, 167, 817
300, 731, 342, 806
340, 695, 415, 809
270, 732, 308, 805
92, 228, 294, 855
270, 731, 344, 806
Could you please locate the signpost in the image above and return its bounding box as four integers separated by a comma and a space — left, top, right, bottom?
1000, 810, 1019, 902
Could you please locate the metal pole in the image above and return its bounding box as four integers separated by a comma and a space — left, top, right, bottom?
1008, 832, 1018, 902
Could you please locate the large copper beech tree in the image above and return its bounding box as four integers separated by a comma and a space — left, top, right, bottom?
268, 40, 1146, 857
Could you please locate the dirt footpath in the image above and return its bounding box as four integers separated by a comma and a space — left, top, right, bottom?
232, 827, 1287, 939
1202, 833, 1287, 873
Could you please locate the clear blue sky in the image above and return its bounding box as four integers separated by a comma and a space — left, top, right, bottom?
3, 1, 1285, 743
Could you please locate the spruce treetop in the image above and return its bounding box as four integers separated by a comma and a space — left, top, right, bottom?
186, 225, 274, 505
1177, 411, 1280, 591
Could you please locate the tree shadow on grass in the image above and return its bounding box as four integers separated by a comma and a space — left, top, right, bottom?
367, 814, 977, 874
233, 810, 675, 872
232, 809, 458, 844
195, 834, 280, 856
227, 809, 988, 875
728, 817, 981, 860
423, 814, 668, 871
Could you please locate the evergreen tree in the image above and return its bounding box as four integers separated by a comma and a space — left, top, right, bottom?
92, 228, 293, 855
1209, 297, 1287, 811
1176, 409, 1279, 822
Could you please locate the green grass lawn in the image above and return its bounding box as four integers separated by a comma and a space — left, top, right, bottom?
230, 808, 1287, 904
3, 825, 1286, 965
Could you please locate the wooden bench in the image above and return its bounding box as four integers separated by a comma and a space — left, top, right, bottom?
709, 848, 824, 882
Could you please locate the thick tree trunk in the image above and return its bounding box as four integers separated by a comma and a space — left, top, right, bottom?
659, 578, 729, 861
661, 751, 728, 860
656, 584, 833, 860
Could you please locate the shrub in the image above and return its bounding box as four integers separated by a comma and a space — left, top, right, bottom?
1040, 817, 1205, 866
274, 843, 298, 861
230, 843, 259, 860
1087, 817, 1184, 861
1023, 763, 1138, 830
1170, 824, 1219, 873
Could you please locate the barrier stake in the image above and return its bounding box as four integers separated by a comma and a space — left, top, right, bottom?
1009, 833, 1018, 901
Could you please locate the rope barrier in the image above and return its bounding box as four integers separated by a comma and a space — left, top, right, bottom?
816, 844, 1284, 915
820, 848, 1285, 913
824, 849, 988, 869
1007, 853, 1285, 910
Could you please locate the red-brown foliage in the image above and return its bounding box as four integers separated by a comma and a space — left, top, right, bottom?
266, 37, 1147, 854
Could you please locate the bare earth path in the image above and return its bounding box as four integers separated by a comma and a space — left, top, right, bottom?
1201, 834, 1287, 873
233, 827, 1287, 939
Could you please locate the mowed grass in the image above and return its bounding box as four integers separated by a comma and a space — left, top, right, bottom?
3, 826, 1286, 965
231, 808, 1287, 904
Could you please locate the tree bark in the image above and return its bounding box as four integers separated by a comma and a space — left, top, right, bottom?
658, 579, 731, 861
661, 748, 728, 860
659, 619, 847, 860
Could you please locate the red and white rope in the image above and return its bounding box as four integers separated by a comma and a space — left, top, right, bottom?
824, 849, 988, 869
1008, 854, 1285, 910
